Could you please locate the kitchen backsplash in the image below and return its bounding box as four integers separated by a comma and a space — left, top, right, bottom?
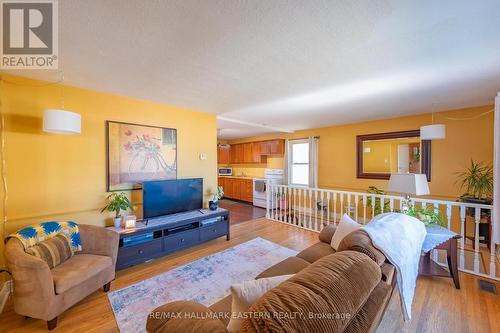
219, 157, 284, 178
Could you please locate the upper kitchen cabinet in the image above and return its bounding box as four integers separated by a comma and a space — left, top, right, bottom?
243, 143, 253, 163
260, 139, 284, 155
218, 139, 285, 164
251, 141, 263, 163
217, 144, 230, 164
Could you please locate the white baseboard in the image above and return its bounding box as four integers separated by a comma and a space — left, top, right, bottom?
0, 280, 12, 313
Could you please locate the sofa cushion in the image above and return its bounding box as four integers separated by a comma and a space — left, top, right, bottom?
147, 301, 228, 333
255, 256, 309, 279
318, 223, 337, 243
241, 251, 381, 333
26, 234, 73, 269
10, 221, 82, 253
380, 263, 395, 285
337, 229, 385, 266
331, 214, 362, 250
51, 253, 112, 294
228, 275, 293, 333
209, 295, 233, 326
343, 281, 392, 333
296, 242, 336, 263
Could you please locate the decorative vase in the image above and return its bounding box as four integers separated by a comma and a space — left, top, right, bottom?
113, 217, 122, 228
209, 200, 218, 211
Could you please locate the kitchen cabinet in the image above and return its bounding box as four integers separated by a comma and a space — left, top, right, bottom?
240, 179, 253, 202
258, 139, 284, 156
231, 178, 242, 200
218, 177, 226, 193
217, 145, 230, 164
251, 142, 262, 163
222, 177, 232, 198
243, 143, 253, 163
259, 141, 270, 155
268, 139, 284, 155
218, 177, 253, 203
235, 144, 244, 163
219, 140, 284, 164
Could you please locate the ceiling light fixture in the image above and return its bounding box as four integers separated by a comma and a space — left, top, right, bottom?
43, 72, 81, 134
420, 113, 445, 140
43, 109, 81, 134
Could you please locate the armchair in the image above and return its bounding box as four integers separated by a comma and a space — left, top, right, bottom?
5, 224, 119, 330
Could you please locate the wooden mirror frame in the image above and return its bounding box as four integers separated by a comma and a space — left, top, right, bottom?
356, 130, 431, 181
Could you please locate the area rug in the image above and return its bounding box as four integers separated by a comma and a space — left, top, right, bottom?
108, 237, 298, 333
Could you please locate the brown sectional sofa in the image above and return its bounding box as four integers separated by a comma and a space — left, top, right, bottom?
147, 224, 398, 333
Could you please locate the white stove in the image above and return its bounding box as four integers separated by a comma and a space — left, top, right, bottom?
253, 169, 284, 208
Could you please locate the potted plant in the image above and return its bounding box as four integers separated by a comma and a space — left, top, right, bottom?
209, 186, 224, 210
101, 192, 133, 228
406, 206, 445, 227
455, 159, 493, 205
275, 191, 288, 210
364, 186, 390, 216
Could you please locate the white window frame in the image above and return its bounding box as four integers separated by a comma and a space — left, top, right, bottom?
288, 139, 310, 187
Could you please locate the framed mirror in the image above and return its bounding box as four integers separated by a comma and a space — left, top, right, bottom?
356, 130, 431, 181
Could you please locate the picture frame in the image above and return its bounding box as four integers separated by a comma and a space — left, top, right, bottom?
106, 121, 177, 191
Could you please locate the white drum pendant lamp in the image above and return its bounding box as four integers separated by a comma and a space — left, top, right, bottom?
43, 109, 81, 134
420, 124, 445, 140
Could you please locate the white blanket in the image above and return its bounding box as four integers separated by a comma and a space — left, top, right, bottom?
364, 213, 426, 321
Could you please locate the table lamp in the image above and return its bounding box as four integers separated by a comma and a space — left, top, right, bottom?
387, 173, 430, 213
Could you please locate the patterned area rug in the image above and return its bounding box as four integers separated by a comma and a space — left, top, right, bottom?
108, 237, 298, 333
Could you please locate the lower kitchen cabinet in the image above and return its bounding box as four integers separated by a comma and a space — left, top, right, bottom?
218, 177, 253, 203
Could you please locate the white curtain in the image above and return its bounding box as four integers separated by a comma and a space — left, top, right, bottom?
283, 139, 290, 185
494, 92, 500, 245
308, 136, 319, 188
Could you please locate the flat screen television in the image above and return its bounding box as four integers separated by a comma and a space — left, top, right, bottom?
143, 178, 203, 219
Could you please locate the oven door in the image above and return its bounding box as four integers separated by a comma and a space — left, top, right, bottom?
254, 179, 266, 193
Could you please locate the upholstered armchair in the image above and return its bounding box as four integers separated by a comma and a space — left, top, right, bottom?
5, 224, 119, 330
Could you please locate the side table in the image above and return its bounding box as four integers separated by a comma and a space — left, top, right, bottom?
419, 225, 461, 289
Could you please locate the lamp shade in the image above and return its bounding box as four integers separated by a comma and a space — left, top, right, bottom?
420, 124, 445, 140
43, 109, 81, 134
387, 173, 430, 196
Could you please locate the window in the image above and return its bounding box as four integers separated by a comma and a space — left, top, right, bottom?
289, 140, 310, 186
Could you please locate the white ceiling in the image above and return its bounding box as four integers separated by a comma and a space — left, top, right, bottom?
4, 1, 500, 139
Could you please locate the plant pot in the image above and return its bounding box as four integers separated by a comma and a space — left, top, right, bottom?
209, 200, 218, 211
461, 196, 492, 205
113, 217, 122, 228
461, 196, 493, 217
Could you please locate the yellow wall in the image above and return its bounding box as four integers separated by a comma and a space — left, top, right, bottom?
0, 75, 217, 243
228, 105, 494, 200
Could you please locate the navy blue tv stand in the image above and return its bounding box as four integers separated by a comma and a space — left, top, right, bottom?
109, 208, 230, 270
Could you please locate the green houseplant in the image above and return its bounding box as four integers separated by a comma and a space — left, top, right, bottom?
209, 186, 224, 210
406, 205, 445, 227
101, 192, 133, 227
455, 159, 493, 204
365, 186, 390, 216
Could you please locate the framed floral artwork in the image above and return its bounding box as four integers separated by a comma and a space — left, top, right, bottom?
106, 121, 177, 191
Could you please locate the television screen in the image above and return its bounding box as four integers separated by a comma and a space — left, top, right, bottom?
143, 178, 203, 219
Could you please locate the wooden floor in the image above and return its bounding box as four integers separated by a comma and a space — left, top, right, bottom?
218, 199, 266, 224
0, 218, 498, 332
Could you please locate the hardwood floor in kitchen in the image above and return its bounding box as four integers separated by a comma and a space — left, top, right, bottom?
0, 218, 498, 332
218, 199, 266, 224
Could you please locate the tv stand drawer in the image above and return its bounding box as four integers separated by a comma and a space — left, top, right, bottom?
164, 229, 199, 252
200, 221, 228, 241
117, 238, 162, 268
